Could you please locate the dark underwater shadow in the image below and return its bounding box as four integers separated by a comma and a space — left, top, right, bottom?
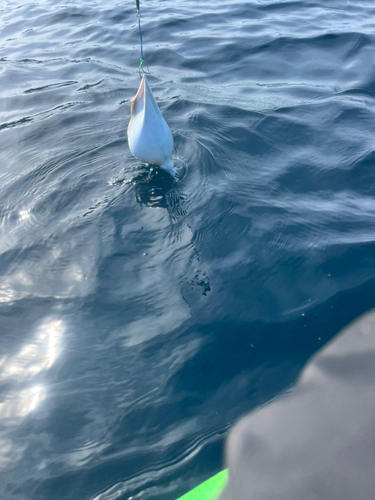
133, 164, 176, 208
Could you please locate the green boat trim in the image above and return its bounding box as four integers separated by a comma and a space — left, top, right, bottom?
176, 469, 228, 500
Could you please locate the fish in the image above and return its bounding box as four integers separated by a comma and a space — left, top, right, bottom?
127, 76, 175, 176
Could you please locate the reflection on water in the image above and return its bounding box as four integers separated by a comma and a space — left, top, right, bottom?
0, 319, 64, 420
0, 386, 45, 419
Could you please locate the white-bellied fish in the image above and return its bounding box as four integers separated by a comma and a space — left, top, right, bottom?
127, 76, 175, 176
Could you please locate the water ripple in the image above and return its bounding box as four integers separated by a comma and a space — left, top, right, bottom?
1, 0, 375, 498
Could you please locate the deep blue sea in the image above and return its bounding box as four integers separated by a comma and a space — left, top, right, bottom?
1, 0, 375, 499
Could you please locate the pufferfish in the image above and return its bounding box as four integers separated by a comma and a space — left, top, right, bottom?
127, 76, 175, 176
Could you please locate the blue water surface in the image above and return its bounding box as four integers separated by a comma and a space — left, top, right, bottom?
1, 0, 375, 499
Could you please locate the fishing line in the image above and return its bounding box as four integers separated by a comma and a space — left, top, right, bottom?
135, 0, 149, 76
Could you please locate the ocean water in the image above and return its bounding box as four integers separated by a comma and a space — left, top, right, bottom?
1, 0, 375, 498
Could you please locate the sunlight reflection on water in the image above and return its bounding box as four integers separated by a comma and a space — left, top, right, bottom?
0, 318, 64, 421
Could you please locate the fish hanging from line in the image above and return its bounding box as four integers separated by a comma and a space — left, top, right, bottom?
127, 76, 175, 176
